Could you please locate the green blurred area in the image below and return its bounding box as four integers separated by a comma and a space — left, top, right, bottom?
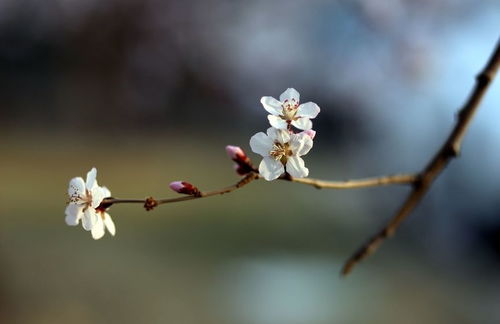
0, 133, 346, 323
1, 133, 496, 324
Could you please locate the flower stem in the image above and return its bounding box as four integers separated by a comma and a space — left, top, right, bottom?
100, 171, 417, 209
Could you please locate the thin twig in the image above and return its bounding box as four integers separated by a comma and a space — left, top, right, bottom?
287, 174, 417, 189
158, 171, 260, 204
102, 172, 260, 207
341, 38, 500, 276
100, 171, 417, 209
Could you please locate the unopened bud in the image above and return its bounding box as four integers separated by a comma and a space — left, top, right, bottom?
301, 129, 316, 139
225, 145, 255, 175
226, 145, 246, 160
169, 181, 201, 197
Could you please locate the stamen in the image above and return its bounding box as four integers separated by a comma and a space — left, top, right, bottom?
270, 143, 286, 160
269, 142, 293, 162
281, 99, 299, 120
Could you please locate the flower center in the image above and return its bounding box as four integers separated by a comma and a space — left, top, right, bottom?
269, 142, 293, 163
69, 194, 80, 203
281, 99, 299, 120
84, 189, 93, 204
69, 189, 93, 208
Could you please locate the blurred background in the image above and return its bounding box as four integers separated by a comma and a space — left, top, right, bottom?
1, 0, 500, 323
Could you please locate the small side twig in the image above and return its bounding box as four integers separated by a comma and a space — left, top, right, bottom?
287, 174, 417, 189
99, 171, 417, 210
341, 38, 500, 276
100, 172, 260, 208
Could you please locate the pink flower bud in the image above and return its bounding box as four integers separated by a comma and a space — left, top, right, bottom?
169, 181, 201, 196
169, 181, 184, 192
301, 129, 316, 139
225, 145, 246, 160
225, 145, 256, 175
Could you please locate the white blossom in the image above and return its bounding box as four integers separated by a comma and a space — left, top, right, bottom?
260, 88, 320, 131
91, 186, 116, 240
250, 127, 313, 181
65, 167, 107, 234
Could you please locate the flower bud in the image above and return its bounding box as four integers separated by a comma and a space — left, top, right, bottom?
169, 181, 201, 196
226, 145, 246, 160
301, 129, 316, 139
225, 145, 255, 175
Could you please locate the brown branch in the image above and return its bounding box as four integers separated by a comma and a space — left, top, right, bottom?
99, 171, 417, 211
287, 174, 417, 189
158, 171, 259, 204
101, 172, 260, 208
341, 38, 500, 276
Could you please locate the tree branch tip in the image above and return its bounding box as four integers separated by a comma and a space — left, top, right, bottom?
340, 265, 352, 277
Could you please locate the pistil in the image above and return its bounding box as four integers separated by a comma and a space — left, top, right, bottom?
281, 99, 299, 120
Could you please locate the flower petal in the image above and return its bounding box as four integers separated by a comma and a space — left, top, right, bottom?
267, 115, 288, 130
91, 186, 106, 209
260, 96, 282, 115
65, 204, 84, 226
259, 157, 284, 181
91, 214, 105, 240
286, 156, 309, 178
297, 102, 320, 118
103, 212, 116, 236
266, 127, 290, 144
289, 133, 313, 156
101, 186, 111, 198
250, 132, 273, 157
291, 117, 312, 130
279, 88, 300, 103
300, 129, 316, 140
85, 167, 97, 191
288, 134, 303, 155
82, 208, 98, 231
68, 177, 85, 198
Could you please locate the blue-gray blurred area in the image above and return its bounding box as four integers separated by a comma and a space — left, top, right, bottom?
1, 0, 500, 323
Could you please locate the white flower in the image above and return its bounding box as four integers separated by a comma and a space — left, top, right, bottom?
260, 88, 320, 131
250, 127, 313, 181
65, 167, 107, 233
91, 186, 116, 240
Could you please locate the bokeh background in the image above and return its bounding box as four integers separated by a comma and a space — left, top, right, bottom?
1, 0, 500, 323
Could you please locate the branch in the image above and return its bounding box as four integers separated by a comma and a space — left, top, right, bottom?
287, 174, 417, 189
342, 38, 500, 276
101, 171, 260, 208
99, 172, 417, 210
